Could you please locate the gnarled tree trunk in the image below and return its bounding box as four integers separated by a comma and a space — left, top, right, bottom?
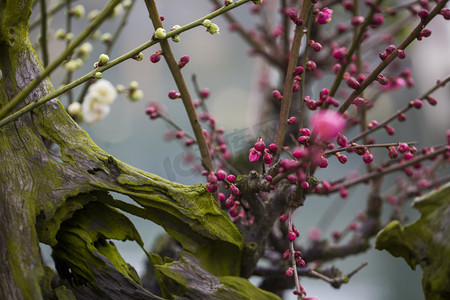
0, 1, 275, 299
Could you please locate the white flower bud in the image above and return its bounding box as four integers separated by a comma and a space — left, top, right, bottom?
65, 32, 74, 42
154, 28, 166, 39
207, 23, 220, 35
202, 19, 212, 28
67, 102, 81, 116
99, 53, 109, 65
71, 4, 85, 19
65, 60, 79, 72
129, 81, 139, 90
130, 89, 144, 101
55, 28, 66, 39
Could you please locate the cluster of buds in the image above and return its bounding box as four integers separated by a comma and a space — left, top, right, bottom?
125, 81, 144, 101
248, 137, 277, 165
202, 19, 220, 35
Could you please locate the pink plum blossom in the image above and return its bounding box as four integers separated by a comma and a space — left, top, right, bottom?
316, 8, 333, 24
307, 227, 323, 241
249, 147, 261, 162
310, 109, 346, 141
381, 77, 406, 91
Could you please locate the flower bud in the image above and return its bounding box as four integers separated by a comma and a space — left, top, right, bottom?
154, 27, 167, 39
99, 53, 109, 65
67, 102, 81, 116
285, 267, 294, 278
207, 23, 220, 35
71, 4, 85, 19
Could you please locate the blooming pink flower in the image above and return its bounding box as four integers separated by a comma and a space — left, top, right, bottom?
316, 8, 333, 24
249, 147, 261, 162
381, 77, 406, 91
307, 227, 323, 241
310, 110, 346, 141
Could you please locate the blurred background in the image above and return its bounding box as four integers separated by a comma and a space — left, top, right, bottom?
34, 1, 450, 299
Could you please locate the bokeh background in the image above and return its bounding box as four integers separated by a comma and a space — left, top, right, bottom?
34, 1, 450, 299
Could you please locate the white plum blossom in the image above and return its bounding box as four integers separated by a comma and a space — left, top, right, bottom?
82, 93, 111, 124
81, 79, 117, 124
87, 79, 117, 104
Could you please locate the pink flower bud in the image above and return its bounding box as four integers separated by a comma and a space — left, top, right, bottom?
398, 143, 409, 153
279, 214, 288, 222
168, 90, 180, 99
175, 130, 185, 139
296, 257, 306, 267
227, 174, 236, 183
346, 76, 360, 89
287, 116, 297, 124
332, 230, 342, 240
254, 137, 266, 151
150, 52, 161, 63
309, 41, 322, 52
268, 143, 278, 154
298, 135, 309, 145
206, 183, 217, 193
388, 146, 398, 159
207, 172, 218, 184
218, 193, 225, 202
339, 187, 348, 198
426, 96, 437, 105
404, 152, 414, 160
272, 90, 283, 101
177, 55, 190, 68
306, 60, 317, 71
377, 74, 389, 85
299, 128, 311, 136
397, 113, 407, 122
337, 133, 348, 147
287, 230, 297, 241
301, 181, 309, 190
200, 88, 210, 99
397, 49, 406, 59
225, 197, 234, 208
282, 249, 291, 260
292, 225, 300, 237
319, 156, 328, 168
441, 8, 450, 20
362, 151, 374, 163
263, 151, 273, 164
285, 267, 294, 277
336, 153, 348, 164
348, 222, 359, 231
287, 174, 297, 184
266, 175, 273, 181
411, 99, 423, 109
371, 13, 384, 28
230, 184, 240, 196
418, 9, 429, 23
216, 169, 227, 181
385, 125, 395, 135
379, 51, 388, 60
293, 66, 304, 76
385, 44, 396, 54
351, 16, 365, 26
293, 146, 308, 159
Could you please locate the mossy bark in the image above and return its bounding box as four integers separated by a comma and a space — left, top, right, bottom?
0, 1, 255, 299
